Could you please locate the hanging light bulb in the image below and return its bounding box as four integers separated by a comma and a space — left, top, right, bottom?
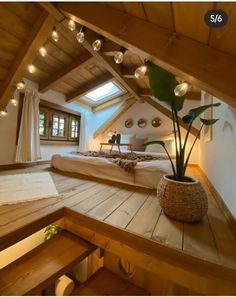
16, 80, 25, 90
134, 65, 147, 79
39, 47, 47, 57
92, 39, 102, 51
114, 47, 126, 64
28, 64, 36, 74
76, 31, 84, 43
10, 98, 18, 106
174, 82, 189, 96
68, 19, 76, 31
0, 110, 7, 117
52, 27, 59, 42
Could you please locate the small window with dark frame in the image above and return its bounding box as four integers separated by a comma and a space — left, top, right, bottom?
71, 118, 79, 139
39, 111, 46, 137
52, 114, 66, 138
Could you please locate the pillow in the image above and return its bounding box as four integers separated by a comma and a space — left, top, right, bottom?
130, 135, 147, 152
145, 139, 173, 153
121, 134, 134, 144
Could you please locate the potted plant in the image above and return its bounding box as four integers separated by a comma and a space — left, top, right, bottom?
145, 62, 220, 222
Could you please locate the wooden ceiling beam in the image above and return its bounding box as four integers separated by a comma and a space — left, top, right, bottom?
66, 72, 113, 103
139, 88, 201, 101
92, 93, 132, 113
121, 65, 142, 78
142, 96, 199, 138
0, 11, 55, 110
39, 2, 65, 22
39, 52, 93, 92
58, 2, 236, 108
93, 97, 136, 138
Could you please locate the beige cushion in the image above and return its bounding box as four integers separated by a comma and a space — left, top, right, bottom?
130, 136, 147, 152
145, 139, 173, 153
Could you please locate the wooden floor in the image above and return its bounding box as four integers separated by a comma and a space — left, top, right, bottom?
0, 164, 236, 272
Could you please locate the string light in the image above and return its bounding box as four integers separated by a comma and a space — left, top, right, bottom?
0, 110, 7, 117
174, 82, 189, 96
114, 47, 127, 64
10, 98, 18, 106
134, 65, 147, 79
16, 80, 25, 90
76, 26, 86, 44
39, 47, 47, 57
52, 27, 59, 42
68, 19, 76, 31
28, 64, 36, 74
92, 39, 102, 51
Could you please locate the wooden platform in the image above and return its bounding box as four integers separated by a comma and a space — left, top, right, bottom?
0, 165, 236, 294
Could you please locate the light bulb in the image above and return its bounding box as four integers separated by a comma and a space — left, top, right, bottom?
114, 51, 124, 64
28, 64, 36, 74
39, 47, 47, 57
68, 19, 76, 31
92, 39, 102, 51
174, 82, 189, 96
10, 98, 18, 106
0, 110, 7, 117
76, 31, 84, 43
52, 28, 59, 42
16, 81, 25, 90
134, 65, 147, 79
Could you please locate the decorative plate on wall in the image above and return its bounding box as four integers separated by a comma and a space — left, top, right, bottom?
125, 119, 134, 128
152, 117, 162, 127
137, 118, 147, 128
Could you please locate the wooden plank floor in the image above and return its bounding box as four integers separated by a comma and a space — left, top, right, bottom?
0, 164, 236, 271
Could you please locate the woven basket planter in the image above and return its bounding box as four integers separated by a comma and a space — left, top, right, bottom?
157, 175, 208, 222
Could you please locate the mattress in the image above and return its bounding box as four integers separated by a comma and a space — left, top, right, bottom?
51, 151, 173, 189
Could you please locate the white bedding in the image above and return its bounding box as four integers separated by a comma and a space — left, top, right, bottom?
51, 151, 173, 189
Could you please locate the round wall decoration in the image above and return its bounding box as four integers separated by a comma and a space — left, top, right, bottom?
125, 119, 134, 128
137, 118, 147, 128
152, 117, 162, 127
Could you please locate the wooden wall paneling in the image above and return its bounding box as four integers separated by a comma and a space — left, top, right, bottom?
2, 3, 42, 25
33, 56, 58, 75
0, 49, 14, 68
58, 3, 236, 108
122, 3, 147, 20
143, 2, 175, 31
139, 88, 201, 101
105, 2, 126, 12
66, 73, 113, 102
44, 41, 74, 65
0, 4, 30, 40
0, 67, 8, 81
173, 2, 213, 44
63, 76, 81, 89
209, 3, 236, 57
24, 68, 50, 84
35, 51, 65, 71
0, 28, 23, 55
0, 11, 55, 109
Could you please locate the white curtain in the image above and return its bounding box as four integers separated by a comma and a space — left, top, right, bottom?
78, 113, 91, 152
16, 89, 41, 162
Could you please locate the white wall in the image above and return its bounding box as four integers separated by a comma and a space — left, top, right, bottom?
199, 92, 236, 217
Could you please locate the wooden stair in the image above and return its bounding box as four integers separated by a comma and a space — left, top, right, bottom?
72, 267, 148, 296
0, 231, 96, 296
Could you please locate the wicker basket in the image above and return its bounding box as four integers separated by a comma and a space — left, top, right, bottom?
157, 175, 208, 222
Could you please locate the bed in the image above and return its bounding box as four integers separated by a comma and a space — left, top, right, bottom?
51, 151, 173, 189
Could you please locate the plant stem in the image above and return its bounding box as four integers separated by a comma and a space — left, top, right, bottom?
163, 145, 176, 176
171, 105, 178, 179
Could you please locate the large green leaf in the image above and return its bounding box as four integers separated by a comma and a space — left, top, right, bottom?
182, 103, 221, 124
147, 61, 185, 111
200, 118, 219, 125
144, 140, 165, 147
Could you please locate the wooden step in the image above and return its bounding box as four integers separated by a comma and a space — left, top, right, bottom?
0, 231, 96, 296
72, 267, 149, 296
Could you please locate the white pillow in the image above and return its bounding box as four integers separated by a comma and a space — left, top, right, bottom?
145, 139, 172, 154
121, 134, 135, 144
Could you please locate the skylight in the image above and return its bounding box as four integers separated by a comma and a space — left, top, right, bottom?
82, 81, 124, 102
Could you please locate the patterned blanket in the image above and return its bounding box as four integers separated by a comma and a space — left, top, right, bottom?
72, 151, 169, 175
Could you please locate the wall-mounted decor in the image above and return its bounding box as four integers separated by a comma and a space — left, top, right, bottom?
137, 118, 147, 128
125, 119, 133, 128
152, 117, 162, 127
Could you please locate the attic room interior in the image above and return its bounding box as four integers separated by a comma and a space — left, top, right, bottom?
0, 1, 236, 296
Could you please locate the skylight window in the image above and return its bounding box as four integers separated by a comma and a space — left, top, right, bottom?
82, 81, 124, 103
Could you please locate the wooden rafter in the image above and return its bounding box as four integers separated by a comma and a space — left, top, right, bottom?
58, 2, 236, 108
92, 93, 132, 112
39, 52, 94, 92
0, 11, 55, 109
142, 96, 199, 138
66, 72, 113, 103
139, 88, 201, 101
93, 98, 136, 138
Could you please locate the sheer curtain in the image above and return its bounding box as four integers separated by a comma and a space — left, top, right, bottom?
16, 89, 41, 162
78, 113, 91, 152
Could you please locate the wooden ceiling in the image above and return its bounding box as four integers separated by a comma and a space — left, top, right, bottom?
1, 2, 236, 112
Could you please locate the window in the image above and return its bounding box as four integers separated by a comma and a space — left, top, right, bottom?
81, 81, 125, 103
39, 105, 80, 143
